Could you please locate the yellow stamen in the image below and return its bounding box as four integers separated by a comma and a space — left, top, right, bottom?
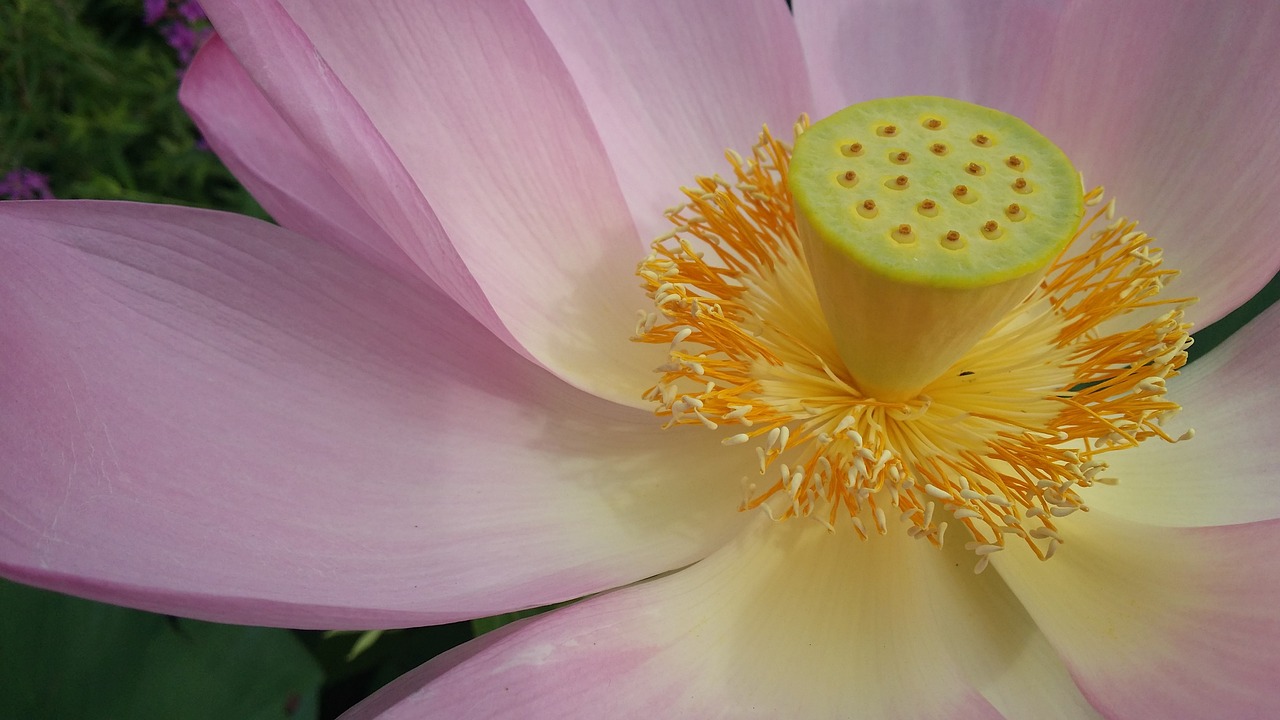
633, 115, 1194, 564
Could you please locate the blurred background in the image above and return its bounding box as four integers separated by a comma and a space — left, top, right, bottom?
3, 1, 1278, 718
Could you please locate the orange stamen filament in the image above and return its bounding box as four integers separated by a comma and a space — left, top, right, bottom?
634, 120, 1194, 566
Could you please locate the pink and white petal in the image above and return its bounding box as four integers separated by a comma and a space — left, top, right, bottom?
181, 36, 424, 289
1032, 0, 1280, 326
993, 511, 1280, 719
203, 0, 665, 406
794, 0, 1066, 120
189, 2, 520, 367
0, 201, 750, 630
1086, 301, 1280, 527
342, 615, 539, 720
527, 0, 813, 240
343, 516, 1101, 720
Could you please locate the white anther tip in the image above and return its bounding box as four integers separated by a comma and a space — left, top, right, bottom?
924, 483, 952, 500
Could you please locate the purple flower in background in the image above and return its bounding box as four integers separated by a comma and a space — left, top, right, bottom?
163, 22, 212, 66
0, 169, 54, 201
146, 0, 210, 71
177, 1, 206, 23
143, 0, 168, 26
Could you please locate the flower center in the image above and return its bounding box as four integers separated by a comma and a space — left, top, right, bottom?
633, 98, 1195, 569
790, 96, 1086, 400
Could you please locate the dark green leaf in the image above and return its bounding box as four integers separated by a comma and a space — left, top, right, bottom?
0, 579, 322, 720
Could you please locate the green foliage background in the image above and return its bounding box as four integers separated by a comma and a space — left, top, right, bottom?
2, 0, 261, 215
2, 1, 1277, 718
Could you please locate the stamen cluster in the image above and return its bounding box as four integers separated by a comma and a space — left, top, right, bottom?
634, 121, 1194, 567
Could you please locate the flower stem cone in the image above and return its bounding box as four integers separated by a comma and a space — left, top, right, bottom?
788, 97, 1085, 400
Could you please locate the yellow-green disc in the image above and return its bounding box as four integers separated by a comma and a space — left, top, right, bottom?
788, 96, 1084, 289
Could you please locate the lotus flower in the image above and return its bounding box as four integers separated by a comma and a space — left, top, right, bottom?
3, 1, 1280, 717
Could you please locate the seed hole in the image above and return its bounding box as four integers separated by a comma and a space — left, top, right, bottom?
857, 199, 879, 219
917, 199, 939, 218
1006, 155, 1025, 170
1005, 203, 1027, 222
952, 184, 977, 204
837, 170, 859, 188
930, 143, 949, 156
972, 133, 992, 147
841, 142, 865, 157
923, 117, 944, 130
981, 220, 1004, 240
877, 124, 899, 137
892, 224, 915, 243
1012, 177, 1032, 194
942, 230, 966, 249
887, 175, 910, 190
965, 162, 986, 177
890, 151, 911, 165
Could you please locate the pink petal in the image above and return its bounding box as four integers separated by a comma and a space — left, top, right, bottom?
1086, 301, 1280, 526
342, 616, 537, 720
993, 511, 1280, 719
344, 517, 1100, 719
794, 0, 1065, 119
180, 35, 425, 289
526, 0, 813, 240
193, 2, 521, 361
1031, 0, 1280, 326
0, 201, 750, 629
202, 0, 667, 406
